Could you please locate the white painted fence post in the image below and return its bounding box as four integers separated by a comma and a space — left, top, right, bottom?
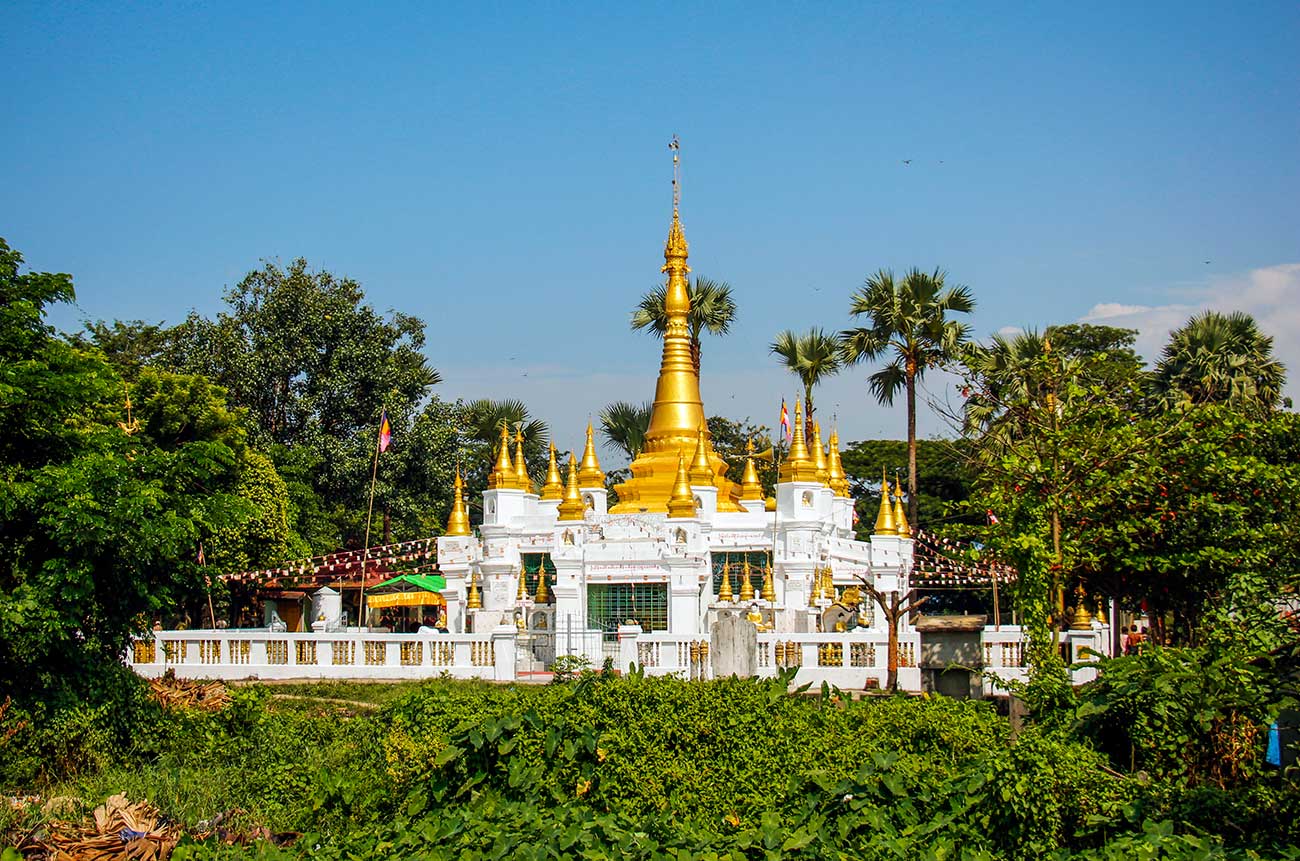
618, 624, 642, 673
492, 626, 517, 681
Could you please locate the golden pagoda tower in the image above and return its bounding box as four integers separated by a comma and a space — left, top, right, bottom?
611, 142, 742, 513
761, 564, 776, 603
778, 401, 820, 483
739, 557, 755, 602
445, 466, 472, 536
577, 422, 605, 487
556, 456, 585, 521
827, 430, 850, 497
810, 422, 830, 485
513, 429, 531, 492
666, 448, 698, 519
892, 475, 911, 538
516, 562, 528, 601
717, 560, 734, 602
808, 570, 820, 607
535, 566, 550, 604
1069, 584, 1092, 630
739, 439, 765, 501
466, 571, 482, 609
539, 442, 564, 500
488, 424, 516, 489
874, 469, 898, 535
689, 425, 713, 485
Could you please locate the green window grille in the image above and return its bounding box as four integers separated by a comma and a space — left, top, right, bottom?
711, 550, 772, 595
587, 583, 668, 633
520, 553, 556, 597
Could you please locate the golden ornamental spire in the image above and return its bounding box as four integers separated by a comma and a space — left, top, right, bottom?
739, 557, 755, 602
578, 422, 605, 487
778, 400, 820, 482
445, 466, 472, 536
466, 571, 482, 610
740, 439, 764, 501
827, 430, 850, 497
892, 474, 911, 538
874, 469, 898, 535
808, 571, 820, 606
761, 564, 776, 603
666, 447, 697, 519
540, 442, 564, 500
517, 563, 528, 601
689, 425, 713, 485
718, 560, 734, 602
822, 567, 835, 600
490, 424, 516, 489
556, 455, 585, 521
514, 429, 531, 492
610, 139, 743, 513
811, 421, 830, 485
535, 566, 550, 604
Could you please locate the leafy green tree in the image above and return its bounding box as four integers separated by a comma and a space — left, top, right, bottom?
598, 401, 652, 459
839, 267, 975, 524
1152, 310, 1287, 413
630, 276, 736, 375
838, 438, 977, 537
769, 327, 841, 446
71, 319, 172, 381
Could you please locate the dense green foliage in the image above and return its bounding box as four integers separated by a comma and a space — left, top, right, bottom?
839, 437, 977, 533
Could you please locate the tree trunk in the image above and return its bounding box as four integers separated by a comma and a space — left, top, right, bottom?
383, 506, 391, 544
805, 385, 815, 449
690, 337, 702, 377
906, 364, 919, 524
886, 613, 899, 692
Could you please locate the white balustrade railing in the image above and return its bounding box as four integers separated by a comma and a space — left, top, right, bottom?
128, 628, 519, 681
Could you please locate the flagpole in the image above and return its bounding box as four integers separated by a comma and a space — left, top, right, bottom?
200, 542, 217, 629
359, 423, 383, 629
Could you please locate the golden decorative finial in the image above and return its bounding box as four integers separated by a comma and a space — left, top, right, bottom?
445, 466, 472, 536
778, 400, 819, 482
892, 473, 911, 538
670, 135, 681, 212
578, 422, 605, 487
517, 562, 528, 601
557, 455, 585, 521
822, 566, 835, 600
689, 424, 713, 485
739, 557, 755, 602
466, 571, 482, 610
490, 424, 515, 489
717, 559, 734, 602
514, 428, 531, 492
740, 439, 764, 501
540, 442, 564, 500
761, 564, 776, 603
535, 566, 550, 604
810, 421, 829, 485
874, 469, 898, 535
1070, 584, 1092, 630
666, 447, 697, 518
808, 570, 820, 607
827, 430, 850, 497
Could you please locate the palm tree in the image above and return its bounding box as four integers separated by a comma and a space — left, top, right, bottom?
769, 328, 842, 447
464, 398, 549, 450
1152, 310, 1286, 413
839, 267, 975, 524
598, 401, 653, 459
630, 276, 736, 375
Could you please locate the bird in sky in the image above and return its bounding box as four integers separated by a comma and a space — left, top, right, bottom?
901, 159, 912, 165
1203, 260, 1212, 265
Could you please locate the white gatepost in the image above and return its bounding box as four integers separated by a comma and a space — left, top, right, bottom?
492, 625, 518, 681
618, 623, 643, 672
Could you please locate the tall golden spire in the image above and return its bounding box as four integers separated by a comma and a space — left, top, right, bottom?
739, 557, 755, 602
740, 439, 764, 501
666, 447, 697, 519
892, 474, 911, 538
489, 424, 516, 489
810, 421, 829, 485
874, 469, 898, 535
513, 429, 531, 492
556, 455, 585, 521
578, 422, 605, 487
611, 139, 742, 513
689, 425, 713, 485
827, 430, 850, 497
761, 564, 776, 603
539, 442, 564, 500
445, 467, 472, 536
517, 562, 528, 601
717, 559, 734, 602
535, 566, 550, 604
466, 571, 482, 609
779, 400, 820, 482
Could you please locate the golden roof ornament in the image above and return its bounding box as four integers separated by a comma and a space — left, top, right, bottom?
578, 422, 605, 487
717, 560, 734, 602
556, 455, 585, 521
740, 440, 764, 501
514, 429, 531, 492
466, 571, 482, 610
778, 400, 820, 483
444, 466, 472, 536
761, 564, 776, 603
827, 430, 850, 497
517, 563, 528, 601
739, 557, 755, 602
892, 474, 911, 538
540, 442, 564, 500
1070, 584, 1092, 630
610, 139, 743, 513
666, 447, 697, 519
489, 424, 515, 489
535, 566, 550, 604
874, 469, 898, 535
810, 422, 830, 485
689, 424, 714, 485
808, 572, 820, 606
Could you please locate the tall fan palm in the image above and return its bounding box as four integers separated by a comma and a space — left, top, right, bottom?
961, 330, 1057, 447
598, 401, 653, 459
464, 398, 549, 450
1152, 310, 1286, 413
840, 267, 975, 523
630, 276, 737, 376
769, 328, 842, 447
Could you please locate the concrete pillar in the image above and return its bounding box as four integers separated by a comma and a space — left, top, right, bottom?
492, 625, 518, 681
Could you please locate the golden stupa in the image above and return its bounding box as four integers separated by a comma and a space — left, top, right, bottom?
611, 147, 743, 512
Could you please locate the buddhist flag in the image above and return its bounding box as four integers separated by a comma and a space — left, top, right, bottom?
780, 399, 791, 443
379, 410, 392, 453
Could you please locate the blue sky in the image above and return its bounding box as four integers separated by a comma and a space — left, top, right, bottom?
5, 2, 1298, 457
